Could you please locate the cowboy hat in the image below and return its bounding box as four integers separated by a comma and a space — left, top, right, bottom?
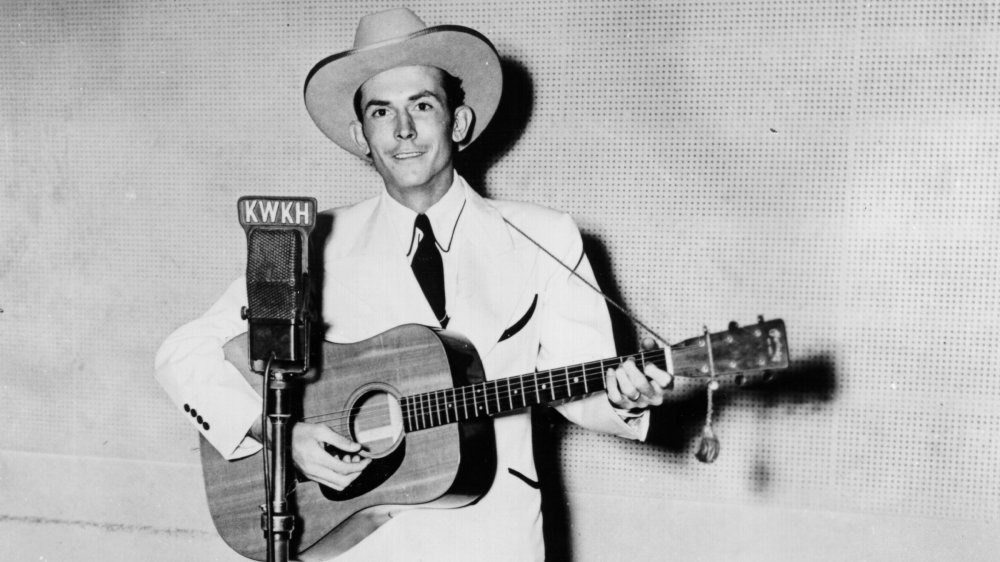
304, 8, 503, 157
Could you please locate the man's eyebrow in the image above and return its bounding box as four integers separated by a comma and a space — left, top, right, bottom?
408, 90, 443, 103
362, 98, 390, 112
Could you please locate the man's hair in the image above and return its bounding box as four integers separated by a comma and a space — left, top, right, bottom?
352, 67, 466, 121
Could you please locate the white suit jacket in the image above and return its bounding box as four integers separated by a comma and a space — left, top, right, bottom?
156, 177, 643, 561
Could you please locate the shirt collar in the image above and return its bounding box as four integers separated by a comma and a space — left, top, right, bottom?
381, 172, 469, 256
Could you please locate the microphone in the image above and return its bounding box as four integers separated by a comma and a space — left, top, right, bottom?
237, 196, 318, 374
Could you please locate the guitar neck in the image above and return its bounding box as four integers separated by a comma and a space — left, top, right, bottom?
399, 348, 668, 433
399, 318, 788, 433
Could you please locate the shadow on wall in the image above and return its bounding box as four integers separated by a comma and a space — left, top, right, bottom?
536, 355, 838, 557
645, 354, 838, 454
456, 57, 534, 192
569, 232, 839, 461
537, 231, 839, 553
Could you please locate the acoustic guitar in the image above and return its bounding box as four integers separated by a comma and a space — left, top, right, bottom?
202, 319, 789, 560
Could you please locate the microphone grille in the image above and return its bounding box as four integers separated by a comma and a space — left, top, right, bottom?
246, 229, 302, 320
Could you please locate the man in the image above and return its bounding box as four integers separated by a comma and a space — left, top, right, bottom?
156, 8, 671, 561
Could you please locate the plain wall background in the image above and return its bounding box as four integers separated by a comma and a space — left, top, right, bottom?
2, 1, 998, 560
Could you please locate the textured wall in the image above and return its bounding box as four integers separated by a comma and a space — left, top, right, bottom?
2, 1, 998, 560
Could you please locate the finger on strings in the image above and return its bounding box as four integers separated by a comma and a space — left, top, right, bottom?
618, 359, 649, 400
640, 337, 661, 351
330, 454, 370, 474
316, 425, 362, 453
605, 367, 625, 404
644, 362, 674, 390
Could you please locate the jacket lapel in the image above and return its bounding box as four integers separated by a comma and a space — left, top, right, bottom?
323, 186, 536, 358
446, 190, 534, 359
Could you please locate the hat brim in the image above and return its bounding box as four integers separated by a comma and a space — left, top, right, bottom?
304, 25, 503, 158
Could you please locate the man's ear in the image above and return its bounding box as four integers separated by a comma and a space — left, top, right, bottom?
451, 105, 474, 144
349, 121, 370, 156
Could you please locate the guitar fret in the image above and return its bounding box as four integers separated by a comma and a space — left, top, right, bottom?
506, 378, 514, 411
598, 359, 605, 394
443, 389, 452, 424
548, 370, 556, 401
481, 382, 490, 415
519, 374, 527, 408
494, 380, 501, 413
460, 386, 469, 421
534, 372, 542, 405
422, 392, 431, 429
582, 363, 589, 393
565, 365, 577, 398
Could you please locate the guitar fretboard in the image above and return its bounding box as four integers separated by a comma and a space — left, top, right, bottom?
399, 349, 669, 432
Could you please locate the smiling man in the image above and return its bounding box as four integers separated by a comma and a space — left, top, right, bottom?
348, 65, 473, 213
156, 8, 671, 561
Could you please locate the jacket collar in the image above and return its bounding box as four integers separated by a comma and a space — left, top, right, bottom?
329, 176, 530, 358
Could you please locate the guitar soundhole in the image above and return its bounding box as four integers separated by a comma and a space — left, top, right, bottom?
321, 384, 406, 502
349, 384, 404, 459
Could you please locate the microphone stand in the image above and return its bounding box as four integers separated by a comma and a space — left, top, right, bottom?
263, 366, 297, 562
237, 195, 318, 561
260, 294, 313, 562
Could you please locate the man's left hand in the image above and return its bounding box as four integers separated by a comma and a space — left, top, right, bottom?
605, 337, 673, 410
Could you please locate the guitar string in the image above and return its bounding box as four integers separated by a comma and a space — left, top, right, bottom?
299, 346, 738, 428
299, 343, 735, 427
302, 370, 611, 429
299, 347, 670, 425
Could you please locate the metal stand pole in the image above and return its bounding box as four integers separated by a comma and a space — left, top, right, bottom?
264, 371, 296, 562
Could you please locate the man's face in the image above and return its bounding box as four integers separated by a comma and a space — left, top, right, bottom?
351, 65, 470, 201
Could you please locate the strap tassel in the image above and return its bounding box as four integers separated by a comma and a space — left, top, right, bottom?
696, 424, 720, 464
697, 327, 721, 464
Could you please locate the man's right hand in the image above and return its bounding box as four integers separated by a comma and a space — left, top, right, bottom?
291, 422, 371, 491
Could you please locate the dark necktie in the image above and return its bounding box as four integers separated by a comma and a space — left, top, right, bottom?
411, 214, 447, 327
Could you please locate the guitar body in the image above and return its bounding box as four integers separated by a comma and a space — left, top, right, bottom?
200, 324, 496, 561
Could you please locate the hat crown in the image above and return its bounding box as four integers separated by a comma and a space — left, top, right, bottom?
353, 8, 428, 49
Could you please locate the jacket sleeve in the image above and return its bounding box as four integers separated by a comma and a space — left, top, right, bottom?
154, 277, 263, 460
534, 214, 649, 441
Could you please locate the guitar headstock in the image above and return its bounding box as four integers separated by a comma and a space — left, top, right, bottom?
671, 318, 789, 379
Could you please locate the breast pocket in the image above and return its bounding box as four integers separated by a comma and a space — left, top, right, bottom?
498, 294, 538, 343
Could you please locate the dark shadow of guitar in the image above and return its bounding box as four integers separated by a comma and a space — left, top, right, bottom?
645, 354, 838, 453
